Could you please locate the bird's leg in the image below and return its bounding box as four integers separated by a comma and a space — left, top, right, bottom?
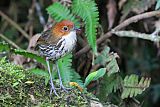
56, 61, 71, 92
46, 58, 59, 97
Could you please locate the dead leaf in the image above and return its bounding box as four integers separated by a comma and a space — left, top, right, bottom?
27, 33, 41, 53
107, 0, 117, 29
12, 54, 26, 65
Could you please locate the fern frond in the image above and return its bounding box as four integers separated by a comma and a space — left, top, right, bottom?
47, 2, 79, 27
95, 47, 110, 66
121, 74, 151, 99
71, 71, 84, 88
95, 47, 120, 76
58, 54, 83, 86
57, 54, 73, 85
72, 0, 99, 54
98, 74, 122, 100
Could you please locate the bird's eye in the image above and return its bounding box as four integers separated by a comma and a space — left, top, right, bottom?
63, 26, 69, 31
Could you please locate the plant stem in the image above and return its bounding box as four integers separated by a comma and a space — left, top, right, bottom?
0, 11, 30, 40
0, 34, 21, 49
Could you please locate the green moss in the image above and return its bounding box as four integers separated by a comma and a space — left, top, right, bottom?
0, 57, 97, 106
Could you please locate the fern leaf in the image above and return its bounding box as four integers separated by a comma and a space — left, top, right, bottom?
47, 2, 79, 27
71, 71, 84, 88
72, 0, 99, 54
106, 53, 120, 76
95, 47, 120, 76
57, 54, 73, 85
121, 74, 151, 99
58, 54, 83, 86
98, 73, 123, 101
95, 47, 110, 66
14, 49, 46, 66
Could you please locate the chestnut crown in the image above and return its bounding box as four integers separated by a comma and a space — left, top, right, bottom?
52, 20, 75, 37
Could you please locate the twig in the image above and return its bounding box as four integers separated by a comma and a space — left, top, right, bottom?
0, 34, 21, 49
34, 0, 46, 27
112, 30, 160, 42
0, 11, 30, 40
113, 11, 160, 31
75, 11, 160, 58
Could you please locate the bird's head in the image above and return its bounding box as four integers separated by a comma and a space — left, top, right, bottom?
52, 20, 79, 37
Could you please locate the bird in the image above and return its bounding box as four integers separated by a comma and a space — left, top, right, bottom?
36, 20, 79, 96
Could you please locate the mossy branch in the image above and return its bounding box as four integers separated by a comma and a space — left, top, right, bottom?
112, 30, 160, 42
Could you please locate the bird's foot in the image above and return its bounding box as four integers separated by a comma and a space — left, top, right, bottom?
59, 83, 71, 92
49, 82, 59, 97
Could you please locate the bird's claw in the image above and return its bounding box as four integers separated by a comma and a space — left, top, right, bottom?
59, 83, 71, 92
49, 82, 59, 97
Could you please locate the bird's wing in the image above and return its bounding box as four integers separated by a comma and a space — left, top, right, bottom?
37, 28, 52, 45
36, 27, 61, 46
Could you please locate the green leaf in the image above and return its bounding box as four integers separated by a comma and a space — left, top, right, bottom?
98, 73, 122, 101
84, 68, 106, 87
72, 0, 99, 54
14, 49, 46, 66
95, 46, 120, 76
0, 42, 10, 52
156, 0, 160, 10
121, 74, 151, 99
47, 2, 79, 27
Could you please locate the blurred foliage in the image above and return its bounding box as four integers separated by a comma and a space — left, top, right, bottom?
0, 42, 10, 52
